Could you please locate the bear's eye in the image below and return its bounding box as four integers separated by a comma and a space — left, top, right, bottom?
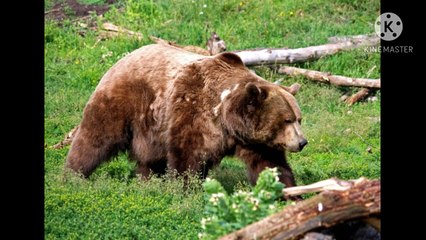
284, 119, 292, 124
298, 119, 302, 124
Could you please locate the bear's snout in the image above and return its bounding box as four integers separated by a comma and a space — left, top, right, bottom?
299, 138, 308, 151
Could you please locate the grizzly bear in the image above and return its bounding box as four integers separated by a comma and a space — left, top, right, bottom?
66, 43, 307, 187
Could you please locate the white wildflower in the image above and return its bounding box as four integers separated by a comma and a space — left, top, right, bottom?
249, 197, 260, 206
275, 175, 280, 182
199, 11, 204, 15
209, 193, 224, 205
203, 4, 207, 8
102, 51, 113, 59
213, 193, 225, 198
209, 197, 218, 205
200, 218, 207, 229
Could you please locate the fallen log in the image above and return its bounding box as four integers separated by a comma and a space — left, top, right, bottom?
345, 88, 373, 105
220, 178, 380, 240
278, 66, 380, 89
233, 35, 379, 66
327, 33, 378, 44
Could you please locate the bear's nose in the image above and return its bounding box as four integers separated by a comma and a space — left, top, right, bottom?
299, 139, 308, 150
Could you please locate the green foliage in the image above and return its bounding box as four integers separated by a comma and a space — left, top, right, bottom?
45, 169, 204, 239
45, 0, 380, 238
200, 168, 284, 239
77, 0, 106, 5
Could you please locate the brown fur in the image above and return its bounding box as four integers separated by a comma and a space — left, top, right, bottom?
66, 44, 306, 187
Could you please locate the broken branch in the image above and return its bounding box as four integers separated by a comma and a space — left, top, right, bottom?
282, 177, 364, 197
99, 22, 143, 40
278, 66, 380, 89
149, 36, 211, 55
345, 88, 373, 105
50, 125, 79, 149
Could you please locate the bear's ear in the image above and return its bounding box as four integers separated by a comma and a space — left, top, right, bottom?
216, 52, 245, 68
245, 83, 268, 112
281, 83, 301, 96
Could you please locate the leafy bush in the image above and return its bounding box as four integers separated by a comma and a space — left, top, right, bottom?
199, 168, 285, 239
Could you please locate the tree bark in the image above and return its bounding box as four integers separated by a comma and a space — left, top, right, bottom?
220, 178, 380, 240
233, 35, 379, 66
278, 66, 380, 89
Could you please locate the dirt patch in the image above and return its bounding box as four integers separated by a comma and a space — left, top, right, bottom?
45, 0, 117, 21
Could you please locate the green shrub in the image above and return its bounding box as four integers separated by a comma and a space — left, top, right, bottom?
200, 168, 285, 239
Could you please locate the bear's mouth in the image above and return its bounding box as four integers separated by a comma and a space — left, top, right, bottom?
282, 143, 303, 153
270, 143, 286, 151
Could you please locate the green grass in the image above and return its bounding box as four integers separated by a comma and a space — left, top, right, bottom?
45, 0, 380, 238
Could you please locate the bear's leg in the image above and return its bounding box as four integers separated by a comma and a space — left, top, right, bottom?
166, 120, 213, 179
129, 134, 168, 179
235, 144, 297, 188
135, 160, 167, 179
66, 126, 125, 177
66, 94, 130, 177
167, 146, 212, 180
167, 154, 205, 177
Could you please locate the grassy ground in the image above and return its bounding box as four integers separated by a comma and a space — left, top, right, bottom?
45, 0, 380, 239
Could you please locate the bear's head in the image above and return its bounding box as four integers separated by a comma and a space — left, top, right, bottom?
214, 53, 308, 152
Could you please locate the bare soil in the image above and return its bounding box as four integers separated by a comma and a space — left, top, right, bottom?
45, 0, 117, 21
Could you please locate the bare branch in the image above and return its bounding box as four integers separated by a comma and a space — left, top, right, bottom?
278, 66, 380, 89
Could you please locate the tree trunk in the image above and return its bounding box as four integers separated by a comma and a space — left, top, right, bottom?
220, 178, 380, 240
233, 35, 379, 66
278, 66, 380, 89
